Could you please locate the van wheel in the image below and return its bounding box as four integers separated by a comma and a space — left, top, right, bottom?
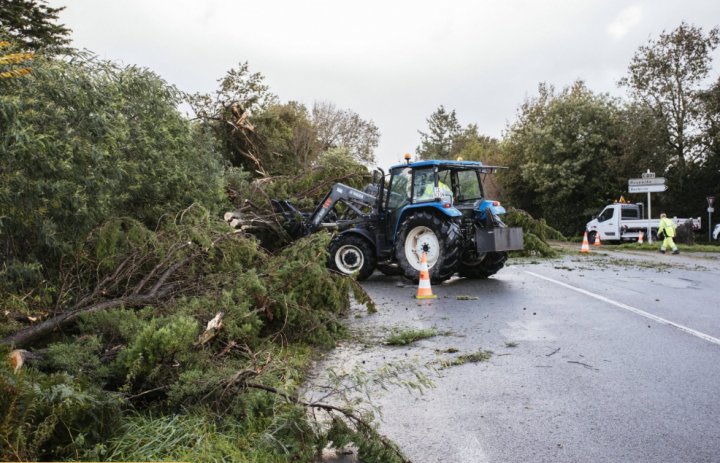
587, 231, 597, 245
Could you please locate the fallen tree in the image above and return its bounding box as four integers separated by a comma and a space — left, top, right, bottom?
0, 204, 405, 463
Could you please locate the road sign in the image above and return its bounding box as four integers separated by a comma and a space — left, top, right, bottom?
641, 170, 655, 179
628, 177, 666, 186
709, 207, 715, 213
629, 184, 668, 193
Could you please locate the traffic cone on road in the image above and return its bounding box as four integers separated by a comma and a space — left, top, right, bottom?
593, 233, 601, 246
638, 230, 644, 244
415, 253, 437, 299
580, 232, 591, 253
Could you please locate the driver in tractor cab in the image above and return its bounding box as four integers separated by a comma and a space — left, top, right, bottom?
417, 173, 453, 203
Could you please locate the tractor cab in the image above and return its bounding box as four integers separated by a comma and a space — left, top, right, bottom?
384, 160, 506, 238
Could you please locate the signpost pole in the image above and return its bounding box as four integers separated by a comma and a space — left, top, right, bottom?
647, 191, 652, 244
708, 196, 716, 242
629, 171, 665, 245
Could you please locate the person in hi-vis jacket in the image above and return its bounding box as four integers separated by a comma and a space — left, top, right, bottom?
657, 212, 679, 255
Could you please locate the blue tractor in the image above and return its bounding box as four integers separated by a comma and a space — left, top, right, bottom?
236, 157, 524, 283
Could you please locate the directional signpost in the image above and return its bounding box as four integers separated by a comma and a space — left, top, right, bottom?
628, 171, 666, 244
629, 184, 668, 193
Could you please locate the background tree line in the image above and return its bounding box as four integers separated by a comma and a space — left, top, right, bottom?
418, 22, 720, 236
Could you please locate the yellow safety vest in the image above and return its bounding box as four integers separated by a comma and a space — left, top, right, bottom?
422, 181, 452, 199
658, 217, 676, 238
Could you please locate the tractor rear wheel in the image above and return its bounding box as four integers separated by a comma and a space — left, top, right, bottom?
328, 235, 376, 281
458, 250, 508, 279
395, 211, 460, 283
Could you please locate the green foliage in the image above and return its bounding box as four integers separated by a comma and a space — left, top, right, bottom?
417, 105, 461, 159
384, 328, 437, 346
501, 81, 625, 235
77, 309, 145, 350
188, 61, 282, 176
253, 101, 321, 173
118, 315, 199, 389
0, 0, 71, 54
225, 149, 372, 251
451, 124, 501, 162
263, 232, 351, 347
0, 54, 226, 286
39, 336, 103, 378
265, 148, 370, 203
504, 207, 564, 257
89, 408, 317, 463
325, 417, 406, 463
439, 350, 493, 368
620, 23, 720, 226
0, 365, 123, 461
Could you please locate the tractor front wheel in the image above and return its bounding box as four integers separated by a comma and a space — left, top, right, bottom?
395, 211, 460, 283
328, 235, 376, 281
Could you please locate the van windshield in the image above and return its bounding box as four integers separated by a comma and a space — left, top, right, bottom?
598, 207, 614, 222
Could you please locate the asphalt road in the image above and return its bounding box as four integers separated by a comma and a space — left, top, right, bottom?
313, 246, 720, 463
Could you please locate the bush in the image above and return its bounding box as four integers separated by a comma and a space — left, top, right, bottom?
0, 54, 226, 286
504, 208, 564, 257
0, 364, 123, 461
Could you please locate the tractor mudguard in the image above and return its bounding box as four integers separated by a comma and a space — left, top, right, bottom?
337, 227, 377, 251
476, 200, 506, 222
392, 204, 462, 239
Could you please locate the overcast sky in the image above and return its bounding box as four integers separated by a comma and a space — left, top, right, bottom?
51, 0, 720, 168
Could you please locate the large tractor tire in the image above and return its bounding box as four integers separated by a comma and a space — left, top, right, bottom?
459, 216, 509, 279
395, 211, 460, 283
328, 234, 376, 281
457, 250, 508, 279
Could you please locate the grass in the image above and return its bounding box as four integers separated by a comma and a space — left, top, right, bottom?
435, 347, 460, 354
439, 350, 493, 368
384, 328, 438, 346
615, 242, 720, 252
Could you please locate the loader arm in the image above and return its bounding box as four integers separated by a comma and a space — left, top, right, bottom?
307, 183, 378, 233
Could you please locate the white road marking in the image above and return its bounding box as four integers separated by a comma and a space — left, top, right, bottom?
525, 270, 720, 347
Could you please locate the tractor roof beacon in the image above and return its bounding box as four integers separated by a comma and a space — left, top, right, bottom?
227, 159, 524, 283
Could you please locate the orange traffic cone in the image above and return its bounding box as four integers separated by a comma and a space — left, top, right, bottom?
580, 232, 591, 253
638, 230, 644, 244
415, 253, 437, 299
593, 232, 601, 246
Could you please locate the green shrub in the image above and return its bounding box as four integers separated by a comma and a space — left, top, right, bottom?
0, 365, 123, 461
504, 208, 563, 257
118, 315, 200, 391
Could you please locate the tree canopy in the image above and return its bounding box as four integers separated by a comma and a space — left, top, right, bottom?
620, 22, 720, 219
0, 0, 71, 54
501, 82, 625, 234
1, 55, 226, 284
417, 105, 461, 159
